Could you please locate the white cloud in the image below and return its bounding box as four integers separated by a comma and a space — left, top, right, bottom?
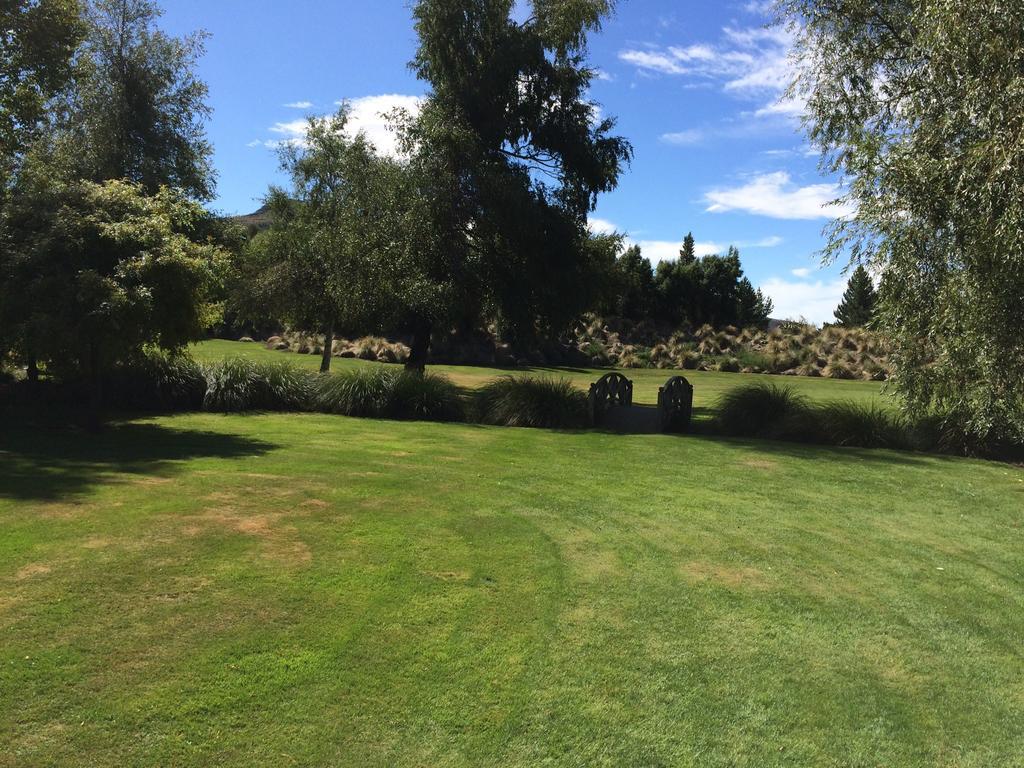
791, 267, 812, 278
619, 49, 689, 76
588, 217, 781, 263
267, 94, 425, 158
761, 277, 847, 325
588, 217, 619, 236
284, 100, 313, 109
593, 69, 614, 82
660, 129, 704, 146
705, 171, 854, 220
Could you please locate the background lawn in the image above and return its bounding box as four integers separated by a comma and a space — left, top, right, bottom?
2, 412, 1022, 766
190, 339, 891, 410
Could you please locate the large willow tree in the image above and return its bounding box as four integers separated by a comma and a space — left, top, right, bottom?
395, 0, 632, 369
782, 0, 1024, 449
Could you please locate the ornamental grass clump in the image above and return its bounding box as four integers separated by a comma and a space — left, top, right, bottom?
816, 401, 910, 450
473, 376, 588, 429
314, 367, 463, 422
714, 382, 816, 441
203, 359, 315, 412
108, 350, 206, 412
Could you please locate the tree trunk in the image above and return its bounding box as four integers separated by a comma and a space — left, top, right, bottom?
320, 323, 334, 373
404, 320, 432, 373
26, 354, 39, 385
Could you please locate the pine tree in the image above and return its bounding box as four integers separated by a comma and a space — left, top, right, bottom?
834, 265, 877, 327
679, 232, 696, 264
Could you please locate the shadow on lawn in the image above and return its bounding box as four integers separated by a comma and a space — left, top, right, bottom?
0, 421, 276, 502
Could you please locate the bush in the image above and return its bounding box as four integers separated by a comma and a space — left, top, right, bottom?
816, 401, 910, 449
473, 376, 588, 429
714, 382, 816, 440
107, 350, 206, 412
203, 359, 315, 412
314, 367, 463, 422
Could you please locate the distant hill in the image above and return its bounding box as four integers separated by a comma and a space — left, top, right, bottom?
230, 205, 272, 233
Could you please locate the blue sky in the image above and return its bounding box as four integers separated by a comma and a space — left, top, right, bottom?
159, 0, 853, 323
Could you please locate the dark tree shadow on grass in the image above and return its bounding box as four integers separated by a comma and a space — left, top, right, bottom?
0, 421, 276, 502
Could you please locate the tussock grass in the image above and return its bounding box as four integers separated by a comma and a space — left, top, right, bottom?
202, 358, 316, 412
108, 350, 206, 412
473, 376, 588, 429
314, 367, 463, 422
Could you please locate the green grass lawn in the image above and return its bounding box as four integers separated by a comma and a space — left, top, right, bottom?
191, 339, 891, 410
2, 412, 1023, 766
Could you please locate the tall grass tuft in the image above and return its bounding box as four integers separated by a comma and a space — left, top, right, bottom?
203, 359, 315, 412
108, 350, 206, 412
714, 381, 815, 440
473, 376, 588, 429
314, 367, 464, 422
816, 401, 910, 449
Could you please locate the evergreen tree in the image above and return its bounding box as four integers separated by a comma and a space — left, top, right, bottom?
679, 232, 696, 264
833, 265, 877, 327
736, 278, 774, 330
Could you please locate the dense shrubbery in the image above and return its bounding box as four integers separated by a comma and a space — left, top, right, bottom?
315, 368, 463, 422
473, 376, 589, 429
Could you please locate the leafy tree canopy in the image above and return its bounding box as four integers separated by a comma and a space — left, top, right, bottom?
782, 0, 1024, 444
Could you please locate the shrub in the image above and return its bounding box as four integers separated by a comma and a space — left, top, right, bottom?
314, 367, 463, 422
473, 376, 588, 429
203, 359, 315, 412
384, 371, 464, 421
714, 382, 816, 441
108, 350, 206, 412
816, 401, 910, 449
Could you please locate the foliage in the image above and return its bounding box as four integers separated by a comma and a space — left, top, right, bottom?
816, 401, 909, 450
314, 367, 464, 422
107, 348, 206, 411
236, 107, 398, 371
782, 0, 1024, 448
389, 0, 633, 366
0, 0, 83, 186
0, 177, 226, 389
67, 0, 214, 199
714, 381, 816, 441
202, 358, 316, 412
833, 265, 877, 328
472, 375, 589, 429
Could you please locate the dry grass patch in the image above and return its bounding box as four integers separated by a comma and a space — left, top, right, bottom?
679, 560, 772, 591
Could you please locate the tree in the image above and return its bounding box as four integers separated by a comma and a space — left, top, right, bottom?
0, 174, 225, 420
782, 0, 1024, 447
736, 278, 774, 330
679, 232, 696, 264
833, 265, 876, 328
613, 244, 655, 320
239, 108, 395, 372
395, 0, 632, 369
66, 0, 214, 199
0, 0, 83, 187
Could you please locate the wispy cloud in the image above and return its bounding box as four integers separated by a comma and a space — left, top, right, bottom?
660, 129, 704, 146
791, 267, 812, 278
619, 24, 801, 120
284, 100, 314, 109
705, 171, 853, 220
